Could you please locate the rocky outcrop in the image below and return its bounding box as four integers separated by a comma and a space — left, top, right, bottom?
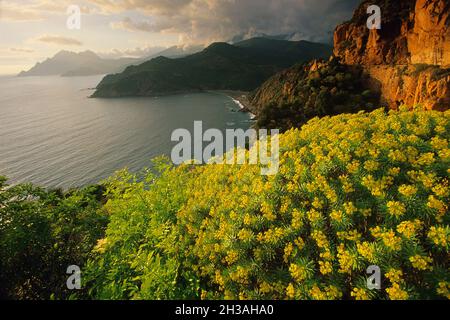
334, 0, 450, 110
250, 60, 331, 113
364, 64, 450, 111
250, 57, 380, 130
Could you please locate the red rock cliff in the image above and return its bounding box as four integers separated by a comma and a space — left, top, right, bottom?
334, 0, 450, 110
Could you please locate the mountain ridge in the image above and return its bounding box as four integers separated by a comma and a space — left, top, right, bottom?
18, 50, 141, 77
91, 38, 332, 98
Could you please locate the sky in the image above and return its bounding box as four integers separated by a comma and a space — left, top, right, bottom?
0, 0, 361, 75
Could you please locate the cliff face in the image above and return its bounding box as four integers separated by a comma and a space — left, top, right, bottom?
334, 0, 450, 110
409, 0, 450, 66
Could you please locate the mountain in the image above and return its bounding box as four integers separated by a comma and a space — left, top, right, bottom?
250, 0, 449, 130
146, 45, 204, 60
233, 38, 332, 64
229, 32, 306, 43
18, 50, 141, 77
92, 38, 332, 98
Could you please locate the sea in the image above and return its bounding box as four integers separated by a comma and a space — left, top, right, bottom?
0, 75, 251, 189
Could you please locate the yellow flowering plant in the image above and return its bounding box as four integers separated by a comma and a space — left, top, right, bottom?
82, 109, 449, 300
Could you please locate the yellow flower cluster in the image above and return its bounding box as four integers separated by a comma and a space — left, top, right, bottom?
286, 283, 295, 299
386, 269, 404, 284
309, 285, 342, 300
337, 244, 357, 274
351, 288, 370, 300
398, 185, 418, 197
386, 201, 406, 217
437, 282, 450, 299
386, 283, 409, 300
409, 255, 433, 271
427, 195, 447, 222
427, 226, 449, 247
225, 250, 239, 265
256, 227, 284, 244
397, 220, 422, 238
289, 263, 309, 283
362, 175, 394, 197
356, 242, 376, 263
371, 227, 402, 251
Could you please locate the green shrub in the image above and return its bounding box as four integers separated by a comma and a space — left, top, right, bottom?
84, 109, 449, 300
0, 180, 108, 299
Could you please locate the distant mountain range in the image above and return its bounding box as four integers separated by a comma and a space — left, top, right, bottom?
17, 50, 139, 77
17, 45, 205, 77
92, 38, 333, 97
228, 32, 308, 44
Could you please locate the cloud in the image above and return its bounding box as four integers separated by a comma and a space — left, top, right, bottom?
97, 46, 167, 59
9, 47, 35, 53
35, 35, 83, 46
110, 17, 154, 33
0, 1, 43, 21
89, 0, 192, 15
0, 0, 92, 22
93, 0, 361, 44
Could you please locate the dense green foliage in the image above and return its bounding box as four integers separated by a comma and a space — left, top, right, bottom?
81, 109, 449, 300
2, 109, 448, 300
0, 178, 108, 299
93, 38, 332, 97
252, 58, 380, 131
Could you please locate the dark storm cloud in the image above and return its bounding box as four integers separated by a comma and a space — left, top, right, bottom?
95, 0, 362, 43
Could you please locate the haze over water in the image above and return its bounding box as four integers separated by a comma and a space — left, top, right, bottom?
0, 75, 250, 189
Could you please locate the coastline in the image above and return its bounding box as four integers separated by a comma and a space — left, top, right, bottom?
90, 87, 258, 121
210, 90, 257, 120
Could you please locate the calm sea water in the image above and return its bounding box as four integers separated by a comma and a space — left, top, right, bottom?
0, 75, 251, 189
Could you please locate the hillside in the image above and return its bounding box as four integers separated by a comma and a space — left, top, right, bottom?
18, 50, 140, 77
3, 108, 448, 300
82, 109, 449, 300
91, 38, 332, 98
2, 0, 449, 301
250, 57, 379, 130
249, 0, 450, 129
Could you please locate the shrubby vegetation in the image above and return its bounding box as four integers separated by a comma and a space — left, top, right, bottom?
1, 108, 448, 300
80, 108, 449, 300
0, 179, 108, 299
253, 58, 379, 131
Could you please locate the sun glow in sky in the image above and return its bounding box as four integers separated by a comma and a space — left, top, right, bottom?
0, 0, 360, 75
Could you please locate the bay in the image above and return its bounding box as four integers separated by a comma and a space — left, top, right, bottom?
0, 75, 251, 189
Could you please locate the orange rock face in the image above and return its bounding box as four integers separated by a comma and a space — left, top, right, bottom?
409, 0, 450, 66
334, 0, 450, 110
365, 65, 450, 111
